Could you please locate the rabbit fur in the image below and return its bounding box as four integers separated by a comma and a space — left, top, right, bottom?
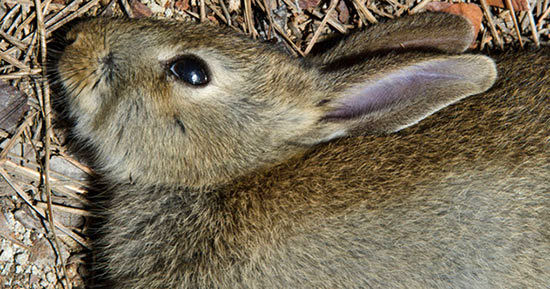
55, 12, 549, 288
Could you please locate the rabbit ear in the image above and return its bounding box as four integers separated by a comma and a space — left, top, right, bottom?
299, 54, 496, 144
309, 12, 475, 66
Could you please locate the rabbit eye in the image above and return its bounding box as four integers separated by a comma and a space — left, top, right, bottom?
168, 56, 210, 86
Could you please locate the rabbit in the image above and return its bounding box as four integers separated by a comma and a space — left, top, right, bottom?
54, 11, 549, 289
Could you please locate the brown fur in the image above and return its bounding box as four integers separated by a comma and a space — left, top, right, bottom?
55, 13, 548, 288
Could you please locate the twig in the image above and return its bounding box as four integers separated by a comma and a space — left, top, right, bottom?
0, 4, 21, 30
184, 9, 201, 20
218, 0, 232, 26
57, 151, 94, 176
352, 0, 377, 25
46, 0, 101, 34
0, 112, 38, 165
368, 3, 394, 18
2, 0, 66, 10
0, 30, 28, 51
310, 10, 348, 33
480, 0, 504, 49
44, 0, 84, 26
35, 202, 93, 217
410, 0, 432, 14
252, 1, 305, 56
200, 0, 206, 22
21, 30, 39, 68
243, 0, 256, 37
505, 0, 524, 47
525, 0, 540, 46
5, 6, 22, 34
204, 0, 231, 26
539, 7, 550, 29
120, 0, 134, 18
280, 0, 301, 13
4, 0, 100, 58
262, 0, 274, 39
13, 0, 53, 39
0, 233, 31, 251
304, 0, 338, 55
3, 159, 89, 202
34, 0, 72, 287
14, 7, 36, 38
0, 167, 90, 249
0, 50, 31, 71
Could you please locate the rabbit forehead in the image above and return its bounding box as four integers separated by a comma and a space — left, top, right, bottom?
95, 18, 268, 53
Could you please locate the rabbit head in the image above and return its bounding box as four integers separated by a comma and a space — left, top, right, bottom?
56, 13, 496, 189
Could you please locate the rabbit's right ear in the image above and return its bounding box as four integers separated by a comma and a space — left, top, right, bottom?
295, 54, 496, 145
309, 12, 475, 66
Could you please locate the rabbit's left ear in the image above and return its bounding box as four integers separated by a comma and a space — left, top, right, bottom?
296, 54, 496, 145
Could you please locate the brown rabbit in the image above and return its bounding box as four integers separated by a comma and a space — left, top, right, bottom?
55, 12, 549, 289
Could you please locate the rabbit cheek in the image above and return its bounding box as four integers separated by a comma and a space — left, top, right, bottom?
57, 63, 107, 137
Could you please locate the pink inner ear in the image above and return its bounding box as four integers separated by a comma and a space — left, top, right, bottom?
325, 60, 464, 120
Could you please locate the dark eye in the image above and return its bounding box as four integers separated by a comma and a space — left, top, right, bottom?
168, 55, 210, 86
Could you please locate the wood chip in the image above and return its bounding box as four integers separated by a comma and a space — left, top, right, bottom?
0, 80, 29, 134
427, 2, 483, 45
130, 0, 153, 17
485, 0, 529, 11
